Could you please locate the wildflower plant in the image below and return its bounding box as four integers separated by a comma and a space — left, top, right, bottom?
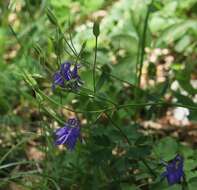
18, 1, 197, 190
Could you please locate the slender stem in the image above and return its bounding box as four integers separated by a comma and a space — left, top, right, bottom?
105, 113, 157, 177
138, 1, 153, 87
75, 42, 86, 65
61, 31, 78, 57
41, 105, 65, 124
68, 21, 78, 56
105, 113, 131, 145
39, 89, 197, 114
116, 102, 197, 111
0, 135, 36, 165
182, 174, 188, 190
70, 89, 117, 106
141, 159, 157, 177
64, 46, 74, 57
80, 59, 158, 100
93, 36, 98, 94
136, 24, 142, 85
55, 28, 64, 116
0, 160, 38, 170
56, 27, 61, 68
66, 57, 162, 102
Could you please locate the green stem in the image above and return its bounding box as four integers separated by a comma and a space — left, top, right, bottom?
0, 136, 36, 165
39, 89, 197, 113
68, 22, 78, 56
70, 89, 117, 106
79, 59, 160, 101
182, 174, 188, 190
75, 42, 86, 65
93, 36, 98, 94
0, 160, 38, 170
62, 31, 78, 57
116, 102, 197, 111
138, 1, 153, 87
141, 159, 157, 177
105, 113, 157, 177
105, 113, 131, 145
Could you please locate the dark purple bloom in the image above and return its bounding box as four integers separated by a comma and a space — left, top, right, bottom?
52, 61, 83, 91
161, 155, 184, 185
55, 118, 80, 150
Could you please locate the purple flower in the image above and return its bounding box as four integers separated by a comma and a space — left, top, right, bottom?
55, 118, 80, 150
52, 61, 83, 91
161, 155, 184, 185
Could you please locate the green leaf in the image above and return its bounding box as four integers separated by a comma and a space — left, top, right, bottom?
188, 177, 197, 190
120, 184, 140, 190
156, 21, 197, 46
95, 65, 110, 92
128, 145, 151, 159
173, 91, 194, 106
93, 134, 111, 147
179, 145, 194, 158
175, 35, 191, 53
153, 137, 178, 160
0, 96, 10, 114
164, 184, 182, 190
111, 34, 138, 54
175, 70, 197, 95
123, 125, 141, 142
184, 159, 197, 171
96, 73, 108, 92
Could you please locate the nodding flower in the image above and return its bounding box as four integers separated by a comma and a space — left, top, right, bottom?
52, 61, 83, 91
161, 154, 184, 185
55, 118, 81, 150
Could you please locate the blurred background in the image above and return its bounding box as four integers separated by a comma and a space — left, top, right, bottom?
0, 0, 197, 189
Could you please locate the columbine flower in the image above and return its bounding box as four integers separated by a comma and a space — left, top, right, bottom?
55, 118, 80, 150
161, 155, 184, 185
52, 61, 83, 91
